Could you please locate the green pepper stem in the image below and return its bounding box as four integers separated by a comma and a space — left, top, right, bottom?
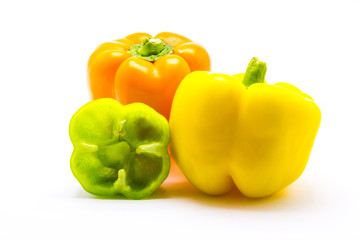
242, 57, 267, 88
128, 37, 173, 62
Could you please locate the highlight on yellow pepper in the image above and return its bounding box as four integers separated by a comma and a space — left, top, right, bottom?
169, 57, 321, 198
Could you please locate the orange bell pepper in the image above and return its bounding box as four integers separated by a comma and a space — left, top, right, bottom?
88, 32, 211, 120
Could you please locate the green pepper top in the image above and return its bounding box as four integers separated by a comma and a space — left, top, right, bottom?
69, 98, 170, 199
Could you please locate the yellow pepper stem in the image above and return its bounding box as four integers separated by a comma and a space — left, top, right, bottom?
242, 57, 267, 88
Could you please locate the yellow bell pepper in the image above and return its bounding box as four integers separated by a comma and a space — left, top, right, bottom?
169, 57, 321, 198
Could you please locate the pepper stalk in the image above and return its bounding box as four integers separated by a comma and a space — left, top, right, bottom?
128, 37, 173, 62
242, 57, 267, 88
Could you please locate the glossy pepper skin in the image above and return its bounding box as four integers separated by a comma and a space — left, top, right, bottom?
69, 98, 170, 199
88, 32, 211, 120
169, 57, 321, 198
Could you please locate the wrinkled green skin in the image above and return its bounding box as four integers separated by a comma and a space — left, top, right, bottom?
69, 98, 170, 199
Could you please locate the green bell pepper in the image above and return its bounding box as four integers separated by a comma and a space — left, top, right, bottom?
69, 98, 170, 199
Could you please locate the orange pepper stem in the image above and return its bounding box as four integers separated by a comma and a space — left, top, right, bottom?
138, 38, 164, 56
128, 37, 173, 62
242, 57, 267, 88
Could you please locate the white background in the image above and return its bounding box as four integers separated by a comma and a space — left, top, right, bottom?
1, 0, 359, 239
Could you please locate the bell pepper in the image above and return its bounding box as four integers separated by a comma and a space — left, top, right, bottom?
88, 32, 211, 120
169, 57, 321, 198
69, 98, 170, 199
